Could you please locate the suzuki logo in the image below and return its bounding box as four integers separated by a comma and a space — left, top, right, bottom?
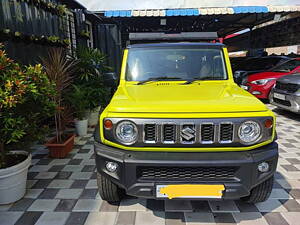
181, 126, 195, 141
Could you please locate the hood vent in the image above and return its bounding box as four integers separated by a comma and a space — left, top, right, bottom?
156, 82, 170, 86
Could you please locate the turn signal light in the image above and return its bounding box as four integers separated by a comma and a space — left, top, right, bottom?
104, 119, 113, 129
264, 119, 273, 128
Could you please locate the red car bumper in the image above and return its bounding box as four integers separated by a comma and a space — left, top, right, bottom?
245, 81, 276, 99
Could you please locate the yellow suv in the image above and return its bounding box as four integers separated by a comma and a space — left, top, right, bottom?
94, 40, 278, 203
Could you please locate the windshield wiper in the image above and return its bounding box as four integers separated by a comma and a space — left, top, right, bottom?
136, 76, 182, 85
182, 76, 220, 85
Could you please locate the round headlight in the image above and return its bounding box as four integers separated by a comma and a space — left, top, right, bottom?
115, 121, 138, 145
238, 121, 261, 144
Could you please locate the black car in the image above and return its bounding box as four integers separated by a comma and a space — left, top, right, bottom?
233, 56, 290, 85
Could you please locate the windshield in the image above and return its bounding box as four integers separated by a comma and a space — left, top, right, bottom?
271, 59, 300, 72
126, 47, 227, 81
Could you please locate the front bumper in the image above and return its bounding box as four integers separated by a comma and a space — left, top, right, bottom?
94, 142, 278, 200
270, 89, 300, 113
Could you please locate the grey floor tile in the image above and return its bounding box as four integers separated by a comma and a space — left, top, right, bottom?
255, 199, 288, 212
55, 171, 72, 179
24, 189, 43, 199
79, 189, 98, 199
115, 211, 136, 225
69, 159, 83, 165
100, 201, 119, 212
73, 199, 102, 212
70, 172, 93, 180
27, 199, 60, 211
232, 212, 268, 225
281, 212, 300, 225
48, 180, 74, 189
48, 165, 66, 172
263, 212, 289, 225
9, 198, 34, 211
84, 212, 117, 225
119, 198, 147, 212
165, 212, 185, 225
81, 165, 95, 172
146, 199, 165, 211
135, 211, 165, 225
213, 213, 236, 224
15, 212, 43, 225
184, 212, 215, 224
190, 201, 211, 212
85, 180, 97, 189
39, 189, 59, 199
35, 172, 58, 179
55, 199, 77, 212
279, 199, 300, 212
35, 212, 70, 225
31, 179, 52, 189
209, 201, 240, 213
71, 180, 88, 189
55, 189, 83, 199
165, 200, 193, 212
0, 212, 23, 225
235, 201, 259, 212
65, 212, 88, 225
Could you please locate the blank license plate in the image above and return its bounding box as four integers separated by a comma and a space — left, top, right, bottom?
156, 184, 225, 199
274, 93, 286, 100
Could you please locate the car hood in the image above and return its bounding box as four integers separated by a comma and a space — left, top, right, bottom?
277, 74, 300, 84
248, 71, 287, 82
108, 82, 268, 113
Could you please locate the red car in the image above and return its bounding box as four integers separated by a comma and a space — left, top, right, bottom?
242, 58, 300, 99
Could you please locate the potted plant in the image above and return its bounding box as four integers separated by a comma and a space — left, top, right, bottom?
75, 46, 112, 126
66, 85, 89, 136
0, 44, 56, 204
42, 48, 77, 158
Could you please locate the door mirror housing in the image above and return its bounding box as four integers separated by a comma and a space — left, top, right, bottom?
103, 72, 117, 87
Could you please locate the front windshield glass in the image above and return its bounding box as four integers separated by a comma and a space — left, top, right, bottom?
126, 47, 227, 81
271, 59, 300, 72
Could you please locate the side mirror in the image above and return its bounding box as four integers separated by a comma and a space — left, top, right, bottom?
103, 72, 117, 87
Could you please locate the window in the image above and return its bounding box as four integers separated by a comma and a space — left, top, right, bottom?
126, 47, 227, 81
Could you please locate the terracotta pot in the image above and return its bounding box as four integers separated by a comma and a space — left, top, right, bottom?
45, 134, 75, 158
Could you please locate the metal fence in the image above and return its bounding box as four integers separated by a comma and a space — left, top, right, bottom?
0, 0, 70, 64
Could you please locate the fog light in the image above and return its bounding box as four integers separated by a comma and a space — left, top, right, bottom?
106, 161, 118, 172
258, 162, 269, 173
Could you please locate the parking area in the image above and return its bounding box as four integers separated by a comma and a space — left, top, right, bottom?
0, 104, 299, 225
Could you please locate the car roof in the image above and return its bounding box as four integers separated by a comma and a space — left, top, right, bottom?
127, 42, 225, 49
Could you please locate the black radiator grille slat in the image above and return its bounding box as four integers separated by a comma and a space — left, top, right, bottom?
276, 82, 299, 93
273, 98, 291, 107
163, 124, 176, 143
144, 124, 156, 142
201, 124, 214, 142
220, 123, 233, 142
138, 166, 237, 180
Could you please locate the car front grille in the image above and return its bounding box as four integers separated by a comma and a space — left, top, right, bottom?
138, 166, 238, 180
143, 122, 234, 144
276, 82, 299, 93
273, 98, 291, 107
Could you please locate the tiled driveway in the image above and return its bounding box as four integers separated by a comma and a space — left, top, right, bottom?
1, 105, 300, 225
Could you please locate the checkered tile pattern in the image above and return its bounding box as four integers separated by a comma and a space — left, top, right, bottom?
1, 104, 300, 225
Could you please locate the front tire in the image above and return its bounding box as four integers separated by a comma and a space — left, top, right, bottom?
241, 176, 274, 203
97, 172, 124, 203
